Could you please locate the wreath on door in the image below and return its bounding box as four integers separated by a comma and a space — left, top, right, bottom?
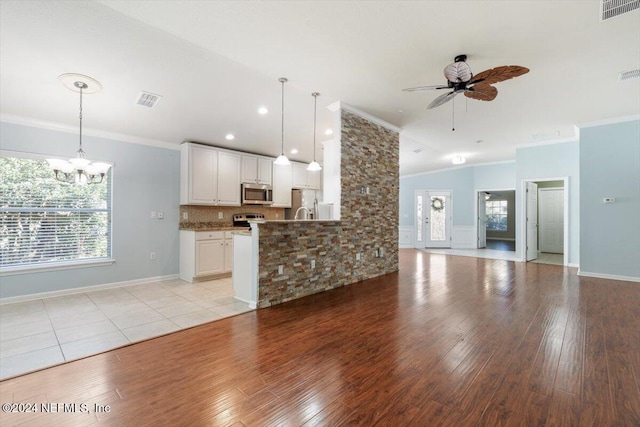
431, 197, 444, 212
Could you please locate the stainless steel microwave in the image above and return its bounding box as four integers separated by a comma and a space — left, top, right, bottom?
241, 183, 273, 205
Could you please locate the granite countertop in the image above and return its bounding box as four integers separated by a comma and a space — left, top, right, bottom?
180, 222, 247, 231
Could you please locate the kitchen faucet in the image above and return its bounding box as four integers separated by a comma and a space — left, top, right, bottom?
294, 206, 310, 220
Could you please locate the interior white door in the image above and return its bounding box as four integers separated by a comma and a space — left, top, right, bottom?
425, 191, 451, 248
478, 192, 487, 248
539, 188, 564, 253
526, 182, 538, 261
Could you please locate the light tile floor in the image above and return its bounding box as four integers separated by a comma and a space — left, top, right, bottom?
422, 248, 565, 266
0, 278, 253, 380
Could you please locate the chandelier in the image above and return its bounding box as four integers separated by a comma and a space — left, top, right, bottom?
47, 74, 111, 185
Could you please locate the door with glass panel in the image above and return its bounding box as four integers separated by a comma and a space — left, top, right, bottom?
415, 190, 452, 248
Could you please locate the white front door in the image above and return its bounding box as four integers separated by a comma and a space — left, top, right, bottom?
478, 192, 487, 248
539, 188, 564, 254
425, 191, 452, 248
526, 182, 539, 261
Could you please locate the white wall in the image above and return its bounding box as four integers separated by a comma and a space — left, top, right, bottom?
0, 122, 181, 299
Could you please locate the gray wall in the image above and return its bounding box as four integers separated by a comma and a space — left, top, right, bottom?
0, 122, 180, 298
515, 141, 580, 265
579, 120, 640, 279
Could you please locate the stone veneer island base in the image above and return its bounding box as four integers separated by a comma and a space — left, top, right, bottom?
232, 220, 398, 309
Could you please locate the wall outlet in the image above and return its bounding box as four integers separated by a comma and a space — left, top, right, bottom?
182, 212, 188, 220
218, 212, 223, 219
311, 260, 316, 269
151, 211, 157, 219
603, 197, 615, 204
150, 252, 157, 260
278, 265, 284, 275
356, 253, 361, 261
157, 211, 164, 219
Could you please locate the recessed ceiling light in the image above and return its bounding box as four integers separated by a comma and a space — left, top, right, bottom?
476, 139, 483, 144
452, 156, 466, 165
397, 109, 405, 113
225, 133, 235, 140
258, 107, 269, 115
290, 148, 298, 154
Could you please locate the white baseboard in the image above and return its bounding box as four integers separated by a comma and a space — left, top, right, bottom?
568, 263, 579, 268
0, 274, 180, 305
578, 270, 639, 283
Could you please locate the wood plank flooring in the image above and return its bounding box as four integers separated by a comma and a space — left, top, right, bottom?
1, 249, 638, 426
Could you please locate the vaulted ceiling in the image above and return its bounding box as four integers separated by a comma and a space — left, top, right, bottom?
1, 1, 638, 175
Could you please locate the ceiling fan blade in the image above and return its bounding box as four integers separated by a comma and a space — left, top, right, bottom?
402, 85, 449, 92
468, 65, 529, 86
464, 84, 498, 101
427, 91, 457, 109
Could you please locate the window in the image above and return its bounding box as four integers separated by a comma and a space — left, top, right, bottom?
486, 200, 508, 231
0, 154, 112, 272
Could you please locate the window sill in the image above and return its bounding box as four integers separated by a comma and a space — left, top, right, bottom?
0, 259, 115, 277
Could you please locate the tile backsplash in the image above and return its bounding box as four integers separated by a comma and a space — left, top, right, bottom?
180, 205, 284, 228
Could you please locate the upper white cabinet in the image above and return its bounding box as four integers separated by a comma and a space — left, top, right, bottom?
241, 155, 272, 186
217, 151, 242, 205
180, 143, 241, 206
272, 163, 292, 207
291, 162, 321, 190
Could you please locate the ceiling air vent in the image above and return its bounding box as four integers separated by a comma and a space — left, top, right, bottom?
136, 91, 162, 108
600, 0, 639, 21
618, 69, 640, 81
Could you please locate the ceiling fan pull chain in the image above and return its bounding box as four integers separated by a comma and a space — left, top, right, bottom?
452, 96, 455, 131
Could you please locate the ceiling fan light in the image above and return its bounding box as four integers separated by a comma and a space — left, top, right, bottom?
444, 61, 472, 83
307, 161, 322, 171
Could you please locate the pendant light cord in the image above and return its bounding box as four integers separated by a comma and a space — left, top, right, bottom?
281, 79, 285, 154
313, 93, 318, 162
79, 85, 83, 151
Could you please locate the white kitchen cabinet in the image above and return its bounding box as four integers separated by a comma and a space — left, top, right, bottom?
272, 163, 292, 207
224, 232, 233, 272
180, 143, 241, 206
242, 155, 273, 185
291, 162, 321, 190
217, 151, 241, 205
180, 230, 235, 282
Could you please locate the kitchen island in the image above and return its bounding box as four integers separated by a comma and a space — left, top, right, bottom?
233, 219, 396, 309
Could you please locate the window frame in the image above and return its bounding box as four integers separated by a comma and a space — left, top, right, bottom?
0, 150, 115, 276
485, 199, 509, 232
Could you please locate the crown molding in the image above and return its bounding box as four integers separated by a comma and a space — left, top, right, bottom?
576, 114, 639, 129
400, 160, 515, 179
0, 114, 180, 151
326, 102, 402, 133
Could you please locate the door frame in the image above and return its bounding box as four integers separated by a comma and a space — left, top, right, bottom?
474, 188, 515, 249
519, 177, 569, 265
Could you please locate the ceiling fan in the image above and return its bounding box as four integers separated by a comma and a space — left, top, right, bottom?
403, 55, 529, 109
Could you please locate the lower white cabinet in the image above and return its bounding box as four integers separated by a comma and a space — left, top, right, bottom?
180, 230, 234, 282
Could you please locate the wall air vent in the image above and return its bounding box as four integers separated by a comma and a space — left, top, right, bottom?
136, 91, 162, 108
618, 69, 640, 81
412, 148, 423, 154
600, 0, 639, 21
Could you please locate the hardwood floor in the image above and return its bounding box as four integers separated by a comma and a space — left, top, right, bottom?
1, 249, 638, 426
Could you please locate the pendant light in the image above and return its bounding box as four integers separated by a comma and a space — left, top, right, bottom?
273, 77, 291, 166
47, 74, 111, 185
307, 92, 322, 171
